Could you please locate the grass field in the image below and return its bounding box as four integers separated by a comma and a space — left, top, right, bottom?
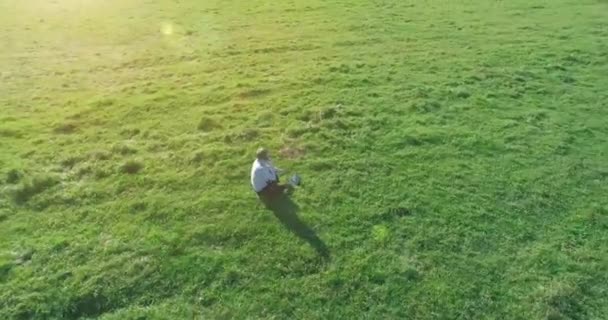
1, 0, 608, 319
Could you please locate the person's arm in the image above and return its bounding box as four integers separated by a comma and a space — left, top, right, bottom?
268, 160, 284, 175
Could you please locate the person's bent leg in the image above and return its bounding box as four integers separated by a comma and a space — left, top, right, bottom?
258, 181, 293, 204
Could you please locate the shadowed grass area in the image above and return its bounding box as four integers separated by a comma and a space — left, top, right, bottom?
1, 0, 608, 318
265, 194, 330, 259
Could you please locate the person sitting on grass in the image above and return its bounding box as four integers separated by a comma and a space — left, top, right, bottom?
251, 147, 292, 202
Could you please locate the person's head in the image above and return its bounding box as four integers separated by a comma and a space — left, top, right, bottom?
256, 147, 269, 160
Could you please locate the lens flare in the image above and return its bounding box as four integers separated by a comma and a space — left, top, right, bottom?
161, 22, 173, 35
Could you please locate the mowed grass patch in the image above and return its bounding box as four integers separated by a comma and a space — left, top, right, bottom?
1, 0, 608, 319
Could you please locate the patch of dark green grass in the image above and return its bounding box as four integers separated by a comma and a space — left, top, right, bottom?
10, 175, 59, 204
544, 283, 588, 320
60, 156, 84, 169
0, 209, 8, 223
197, 117, 222, 132
0, 128, 23, 138
94, 169, 110, 180
0, 262, 12, 282
120, 127, 141, 138
13, 249, 34, 265
120, 160, 144, 174
6, 169, 22, 184
64, 292, 113, 319
75, 164, 94, 178
90, 150, 111, 161
190, 151, 205, 164
111, 144, 137, 156
53, 122, 78, 134
238, 88, 271, 99
92, 98, 116, 108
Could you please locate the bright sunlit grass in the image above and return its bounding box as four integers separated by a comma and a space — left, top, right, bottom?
1, 0, 608, 319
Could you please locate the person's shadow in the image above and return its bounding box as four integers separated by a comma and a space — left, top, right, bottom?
263, 194, 330, 259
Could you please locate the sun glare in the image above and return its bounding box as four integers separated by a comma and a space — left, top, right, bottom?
161, 22, 173, 35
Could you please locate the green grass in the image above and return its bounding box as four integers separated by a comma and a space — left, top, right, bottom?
1, 0, 608, 318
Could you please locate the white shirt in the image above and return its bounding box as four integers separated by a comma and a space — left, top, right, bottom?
251, 159, 278, 192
